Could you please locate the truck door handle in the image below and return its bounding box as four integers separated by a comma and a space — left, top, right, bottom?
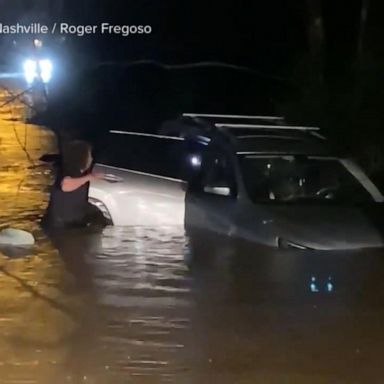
103, 174, 123, 183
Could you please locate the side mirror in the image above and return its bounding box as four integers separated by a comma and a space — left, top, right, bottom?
203, 186, 231, 197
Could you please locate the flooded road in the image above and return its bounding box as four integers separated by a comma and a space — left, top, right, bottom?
1, 86, 384, 383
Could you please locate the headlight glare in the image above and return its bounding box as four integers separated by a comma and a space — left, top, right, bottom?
23, 59, 53, 84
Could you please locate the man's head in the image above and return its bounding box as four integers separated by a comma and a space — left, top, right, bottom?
62, 140, 93, 176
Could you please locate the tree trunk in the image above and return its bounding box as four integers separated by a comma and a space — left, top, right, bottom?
305, 0, 324, 83
358, 0, 370, 57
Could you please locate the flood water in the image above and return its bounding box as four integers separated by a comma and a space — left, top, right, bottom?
1, 88, 384, 384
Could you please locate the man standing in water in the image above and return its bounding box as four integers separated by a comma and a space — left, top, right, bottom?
42, 140, 107, 229
41, 140, 107, 292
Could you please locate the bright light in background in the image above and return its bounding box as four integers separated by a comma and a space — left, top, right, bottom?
33, 38, 43, 48
23, 59, 36, 84
39, 59, 53, 83
23, 59, 53, 84
189, 155, 201, 168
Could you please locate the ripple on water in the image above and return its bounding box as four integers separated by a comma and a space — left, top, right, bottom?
81, 226, 192, 382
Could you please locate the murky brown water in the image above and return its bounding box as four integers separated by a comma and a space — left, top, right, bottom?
1, 85, 384, 383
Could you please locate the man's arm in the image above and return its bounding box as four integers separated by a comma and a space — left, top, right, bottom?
61, 173, 102, 192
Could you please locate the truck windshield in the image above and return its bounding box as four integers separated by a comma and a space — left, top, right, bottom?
239, 155, 375, 204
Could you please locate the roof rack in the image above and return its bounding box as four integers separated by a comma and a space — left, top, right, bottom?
109, 130, 184, 141
182, 113, 284, 121
215, 123, 320, 131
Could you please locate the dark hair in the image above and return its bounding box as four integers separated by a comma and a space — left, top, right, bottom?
62, 140, 92, 177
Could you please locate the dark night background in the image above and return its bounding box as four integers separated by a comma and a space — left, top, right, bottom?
1, 0, 384, 186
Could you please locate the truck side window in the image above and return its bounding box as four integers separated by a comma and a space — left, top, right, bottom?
201, 152, 237, 197
97, 133, 184, 180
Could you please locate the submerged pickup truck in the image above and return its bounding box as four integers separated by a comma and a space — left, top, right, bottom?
89, 113, 384, 251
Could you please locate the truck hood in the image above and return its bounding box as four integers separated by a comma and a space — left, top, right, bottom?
247, 203, 384, 250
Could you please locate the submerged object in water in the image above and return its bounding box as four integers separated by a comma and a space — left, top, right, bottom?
0, 228, 35, 246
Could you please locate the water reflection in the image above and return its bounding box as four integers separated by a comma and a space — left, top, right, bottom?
44, 228, 101, 293
188, 232, 384, 303
310, 276, 334, 293
79, 226, 191, 383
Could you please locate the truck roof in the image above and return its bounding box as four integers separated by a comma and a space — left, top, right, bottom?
176, 113, 329, 156
108, 113, 330, 157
